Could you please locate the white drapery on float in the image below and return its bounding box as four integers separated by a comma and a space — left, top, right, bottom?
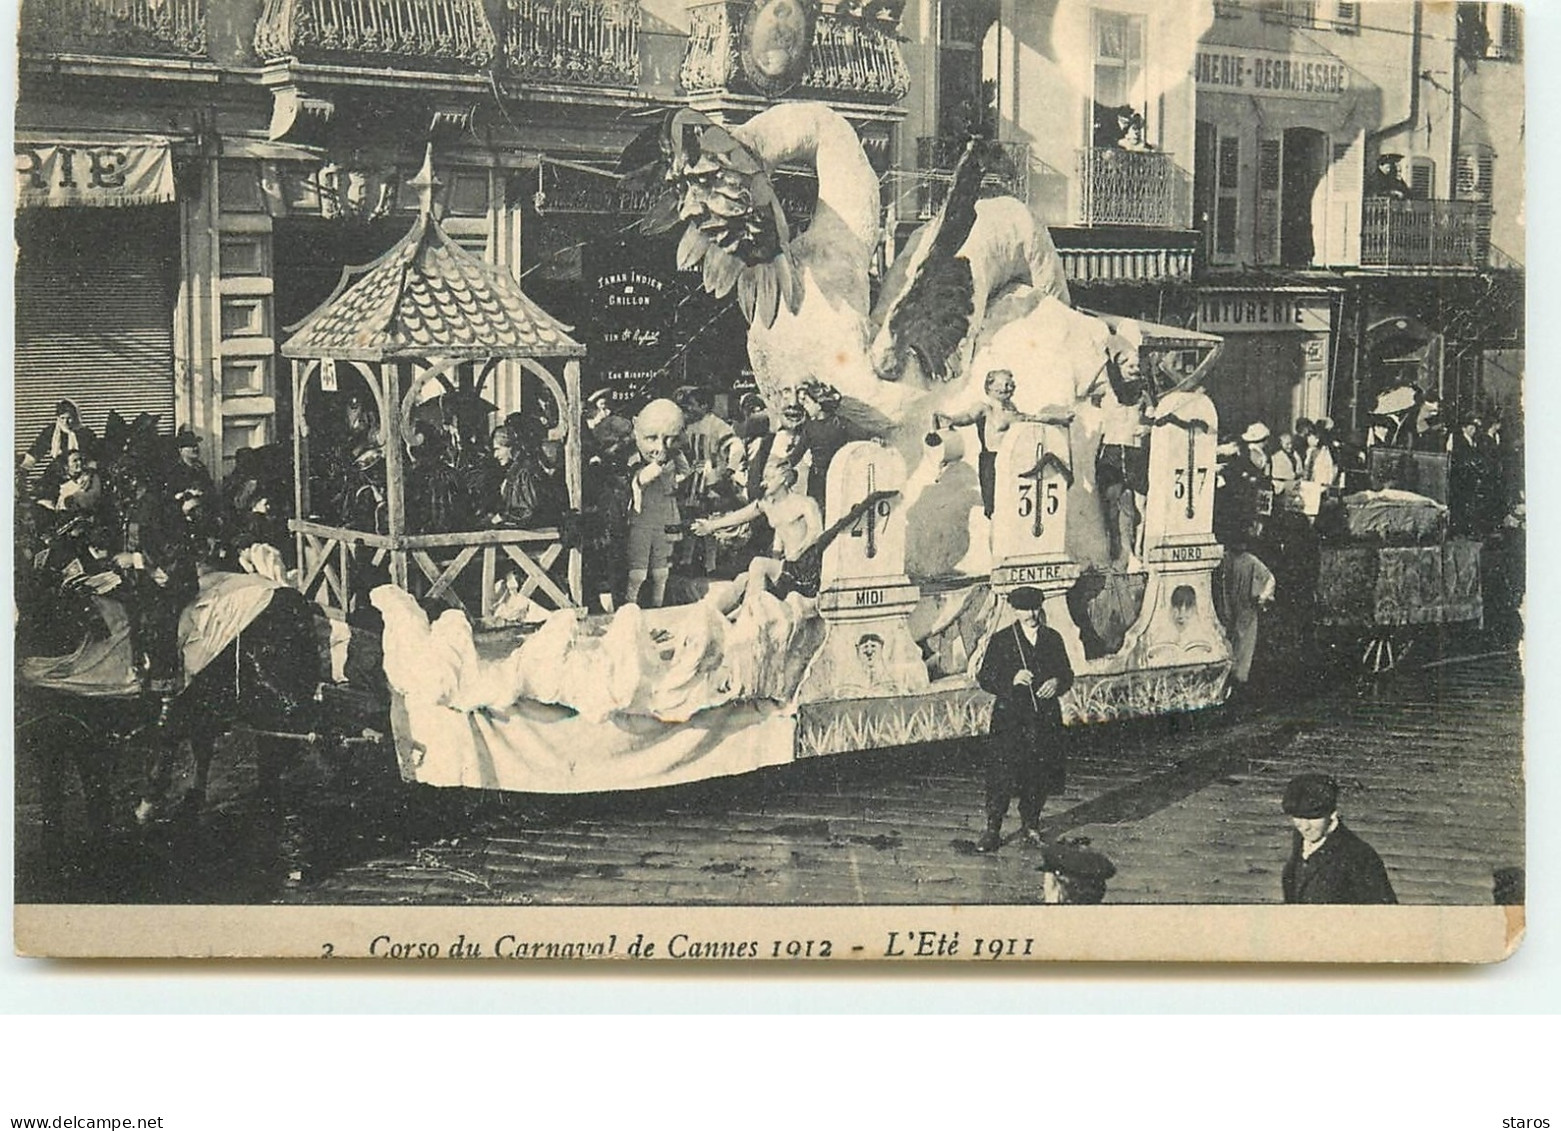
374, 585, 806, 792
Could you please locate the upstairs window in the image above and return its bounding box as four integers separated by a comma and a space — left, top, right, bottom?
1093, 9, 1146, 110
1262, 1, 1318, 28
1458, 3, 1522, 61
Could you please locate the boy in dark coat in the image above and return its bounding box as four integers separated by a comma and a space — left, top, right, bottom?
974, 586, 1075, 853
1281, 773, 1397, 904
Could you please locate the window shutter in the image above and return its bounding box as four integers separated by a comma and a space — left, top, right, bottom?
1455, 153, 1477, 197
1219, 137, 1241, 190
1333, 1, 1360, 32
1322, 135, 1364, 265
15, 209, 177, 463
1216, 136, 1241, 258
1456, 151, 1492, 201
1498, 4, 1522, 59
1409, 159, 1435, 200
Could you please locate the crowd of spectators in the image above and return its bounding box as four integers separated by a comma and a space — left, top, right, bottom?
16, 400, 293, 691
1207, 385, 1523, 696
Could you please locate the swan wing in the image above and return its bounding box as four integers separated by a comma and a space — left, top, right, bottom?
870, 140, 1001, 381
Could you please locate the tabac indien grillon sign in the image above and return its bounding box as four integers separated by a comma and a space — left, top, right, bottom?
589, 266, 679, 402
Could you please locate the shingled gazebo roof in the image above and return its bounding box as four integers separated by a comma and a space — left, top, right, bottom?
282, 207, 584, 362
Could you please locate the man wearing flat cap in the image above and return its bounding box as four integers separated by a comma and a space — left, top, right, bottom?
974, 586, 1075, 853
1039, 840, 1116, 904
1281, 772, 1397, 904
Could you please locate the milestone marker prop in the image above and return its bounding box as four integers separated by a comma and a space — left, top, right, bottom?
1086, 388, 1233, 722
800, 443, 927, 706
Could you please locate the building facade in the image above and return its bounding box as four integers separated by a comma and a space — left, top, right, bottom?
14, 0, 912, 479
890, 0, 1201, 318
14, 0, 1522, 481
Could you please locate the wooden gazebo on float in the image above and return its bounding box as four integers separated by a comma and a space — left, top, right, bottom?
281, 149, 585, 621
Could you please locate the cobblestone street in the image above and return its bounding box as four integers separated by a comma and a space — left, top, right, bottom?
17, 646, 1524, 907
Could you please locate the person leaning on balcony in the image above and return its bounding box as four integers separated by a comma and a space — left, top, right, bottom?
1367, 153, 1412, 200
1115, 110, 1155, 153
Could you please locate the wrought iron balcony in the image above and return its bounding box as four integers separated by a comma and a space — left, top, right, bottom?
255, 0, 497, 70
682, 1, 909, 103
20, 0, 207, 59
501, 0, 641, 88
1360, 198, 1490, 268
914, 137, 1030, 220
1076, 147, 1190, 228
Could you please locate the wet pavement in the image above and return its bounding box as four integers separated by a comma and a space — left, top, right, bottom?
15, 646, 1524, 907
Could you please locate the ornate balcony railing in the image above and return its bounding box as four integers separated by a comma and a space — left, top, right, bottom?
682, 1, 909, 103
255, 0, 497, 70
1076, 147, 1190, 228
502, 0, 641, 88
915, 137, 1030, 220
20, 0, 207, 59
1360, 198, 1490, 268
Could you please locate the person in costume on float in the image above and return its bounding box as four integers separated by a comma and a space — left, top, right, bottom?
623, 398, 692, 609
933, 369, 1071, 520
690, 460, 824, 611
23, 399, 97, 471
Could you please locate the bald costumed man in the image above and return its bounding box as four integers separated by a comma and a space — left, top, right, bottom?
623, 398, 692, 608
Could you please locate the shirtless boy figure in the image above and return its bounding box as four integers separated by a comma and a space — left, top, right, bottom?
932, 368, 1073, 518
691, 461, 823, 613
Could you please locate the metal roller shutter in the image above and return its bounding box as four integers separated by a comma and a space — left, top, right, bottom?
14, 206, 177, 462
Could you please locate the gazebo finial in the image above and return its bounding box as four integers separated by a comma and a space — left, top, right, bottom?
408, 142, 441, 218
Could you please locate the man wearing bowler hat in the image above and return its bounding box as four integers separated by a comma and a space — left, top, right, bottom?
974, 586, 1075, 853
1281, 772, 1397, 904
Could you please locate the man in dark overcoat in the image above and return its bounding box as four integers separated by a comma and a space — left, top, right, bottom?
974, 586, 1075, 853
113, 467, 200, 692
1280, 772, 1397, 904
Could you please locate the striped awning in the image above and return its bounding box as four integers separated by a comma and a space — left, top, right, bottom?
1060, 246, 1195, 284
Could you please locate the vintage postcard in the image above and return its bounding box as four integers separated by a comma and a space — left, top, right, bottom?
12, 0, 1525, 962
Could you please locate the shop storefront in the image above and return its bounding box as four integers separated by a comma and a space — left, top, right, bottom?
14, 137, 181, 460
1194, 43, 1374, 270
1195, 287, 1336, 439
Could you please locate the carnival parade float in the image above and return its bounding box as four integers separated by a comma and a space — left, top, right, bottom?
277, 114, 1235, 795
